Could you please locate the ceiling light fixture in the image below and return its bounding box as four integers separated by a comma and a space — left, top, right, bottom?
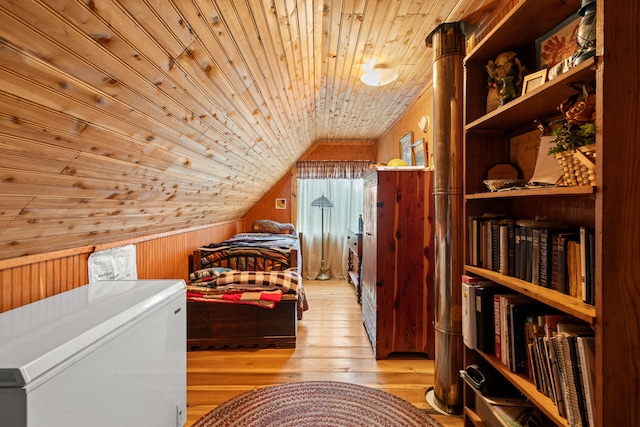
360, 58, 398, 87
361, 67, 398, 86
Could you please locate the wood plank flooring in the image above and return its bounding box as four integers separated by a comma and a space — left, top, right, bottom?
186, 279, 464, 426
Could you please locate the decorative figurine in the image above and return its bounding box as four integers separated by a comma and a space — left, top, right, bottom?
485, 51, 524, 109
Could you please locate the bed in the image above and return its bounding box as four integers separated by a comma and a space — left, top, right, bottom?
186, 220, 307, 350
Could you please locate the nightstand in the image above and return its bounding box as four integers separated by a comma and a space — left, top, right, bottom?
346, 228, 363, 303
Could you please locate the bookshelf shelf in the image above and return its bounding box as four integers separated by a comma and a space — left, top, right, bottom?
465, 0, 580, 62
463, 407, 486, 427
465, 266, 596, 323
475, 349, 570, 427
465, 185, 594, 200
465, 57, 596, 131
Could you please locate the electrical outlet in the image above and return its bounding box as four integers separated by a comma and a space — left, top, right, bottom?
176, 398, 186, 427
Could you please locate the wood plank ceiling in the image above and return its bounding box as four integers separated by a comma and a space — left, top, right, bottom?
0, 0, 494, 260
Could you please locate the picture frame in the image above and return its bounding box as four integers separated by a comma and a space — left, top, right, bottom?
535, 12, 581, 70
400, 131, 413, 165
275, 198, 286, 210
522, 69, 548, 94
411, 139, 426, 166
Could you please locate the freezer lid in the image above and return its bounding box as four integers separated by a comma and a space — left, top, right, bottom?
0, 279, 185, 387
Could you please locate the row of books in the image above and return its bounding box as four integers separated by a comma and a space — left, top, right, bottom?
462, 276, 596, 426
528, 314, 595, 427
467, 214, 595, 305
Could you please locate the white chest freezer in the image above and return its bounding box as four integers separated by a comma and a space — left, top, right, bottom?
0, 279, 186, 427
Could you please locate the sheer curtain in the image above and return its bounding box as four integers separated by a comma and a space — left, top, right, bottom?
296, 161, 368, 280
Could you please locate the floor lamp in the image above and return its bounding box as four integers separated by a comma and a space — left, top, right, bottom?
311, 195, 334, 280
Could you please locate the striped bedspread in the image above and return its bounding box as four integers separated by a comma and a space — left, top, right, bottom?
197, 232, 300, 271
187, 267, 308, 315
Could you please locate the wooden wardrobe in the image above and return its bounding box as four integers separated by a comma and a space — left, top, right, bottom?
361, 167, 435, 359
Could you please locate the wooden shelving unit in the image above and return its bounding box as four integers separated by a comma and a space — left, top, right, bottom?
459, 0, 618, 425
465, 266, 596, 324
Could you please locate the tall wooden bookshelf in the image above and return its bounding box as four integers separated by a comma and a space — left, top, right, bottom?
461, 0, 639, 426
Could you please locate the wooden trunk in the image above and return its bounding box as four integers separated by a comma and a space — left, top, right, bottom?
187, 296, 298, 350
361, 168, 435, 359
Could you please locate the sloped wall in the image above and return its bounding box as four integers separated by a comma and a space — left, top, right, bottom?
0, 221, 240, 313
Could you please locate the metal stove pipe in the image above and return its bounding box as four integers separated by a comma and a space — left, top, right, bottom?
425, 22, 465, 415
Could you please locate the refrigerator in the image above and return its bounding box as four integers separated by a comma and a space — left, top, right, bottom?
0, 279, 186, 427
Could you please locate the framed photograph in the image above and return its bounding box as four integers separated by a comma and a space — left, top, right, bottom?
411, 139, 426, 166
400, 131, 413, 165
275, 198, 286, 210
536, 12, 581, 69
522, 69, 548, 94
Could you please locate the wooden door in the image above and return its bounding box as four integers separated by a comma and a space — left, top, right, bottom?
361, 171, 378, 352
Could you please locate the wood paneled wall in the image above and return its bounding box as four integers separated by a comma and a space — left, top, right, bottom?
0, 221, 240, 313
377, 86, 434, 165
300, 141, 378, 161
242, 171, 294, 231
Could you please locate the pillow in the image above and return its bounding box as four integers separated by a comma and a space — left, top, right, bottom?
251, 219, 295, 234
189, 267, 231, 283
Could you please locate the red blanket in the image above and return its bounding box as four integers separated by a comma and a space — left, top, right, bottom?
186, 289, 283, 308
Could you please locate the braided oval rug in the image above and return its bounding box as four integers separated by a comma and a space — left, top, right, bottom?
193, 381, 444, 427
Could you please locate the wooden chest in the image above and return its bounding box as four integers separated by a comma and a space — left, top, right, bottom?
187, 295, 298, 350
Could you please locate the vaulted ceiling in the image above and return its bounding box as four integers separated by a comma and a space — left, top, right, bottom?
0, 0, 497, 259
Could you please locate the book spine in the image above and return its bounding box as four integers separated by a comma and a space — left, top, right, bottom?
467, 216, 474, 265
501, 296, 510, 366
539, 228, 551, 288
536, 336, 552, 397
481, 221, 489, 269
551, 235, 560, 291
491, 221, 500, 272
567, 241, 581, 298
551, 335, 570, 421
476, 287, 496, 353
532, 228, 541, 285
577, 336, 596, 427
515, 226, 523, 279
512, 307, 540, 373
525, 227, 533, 282
508, 303, 520, 372
587, 229, 595, 305
567, 335, 589, 426
507, 220, 516, 277
494, 295, 502, 361
462, 281, 476, 349
580, 227, 588, 302
544, 336, 562, 409
471, 217, 481, 267
525, 322, 538, 382
557, 237, 568, 294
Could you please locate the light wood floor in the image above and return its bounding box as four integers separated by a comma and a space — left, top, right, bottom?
186, 279, 464, 426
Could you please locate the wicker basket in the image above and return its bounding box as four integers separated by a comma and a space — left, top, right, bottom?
555, 144, 596, 186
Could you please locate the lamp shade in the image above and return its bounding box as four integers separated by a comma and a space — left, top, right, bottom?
311, 195, 334, 208
311, 194, 333, 280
